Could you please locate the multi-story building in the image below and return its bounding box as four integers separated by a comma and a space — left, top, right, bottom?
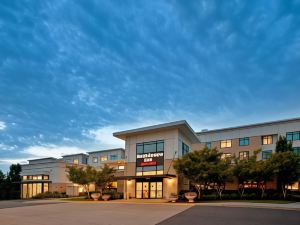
20, 148, 125, 198
20, 117, 300, 199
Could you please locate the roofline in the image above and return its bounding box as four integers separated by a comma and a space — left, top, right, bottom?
197, 117, 300, 134
87, 148, 125, 154
28, 157, 57, 161
113, 120, 200, 143
62, 153, 88, 157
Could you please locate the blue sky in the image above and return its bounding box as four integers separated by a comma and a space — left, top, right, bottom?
0, 0, 300, 172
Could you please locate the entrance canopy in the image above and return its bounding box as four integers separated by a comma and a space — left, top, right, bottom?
115, 174, 176, 180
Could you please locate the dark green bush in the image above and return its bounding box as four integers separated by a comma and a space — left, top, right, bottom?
32, 191, 68, 199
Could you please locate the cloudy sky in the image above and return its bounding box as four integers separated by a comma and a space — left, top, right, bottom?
0, 0, 300, 172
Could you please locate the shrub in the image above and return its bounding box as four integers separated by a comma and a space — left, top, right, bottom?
32, 191, 68, 199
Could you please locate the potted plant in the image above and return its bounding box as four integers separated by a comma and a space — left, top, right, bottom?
102, 194, 111, 201
168, 193, 178, 202
91, 192, 101, 201
184, 192, 197, 203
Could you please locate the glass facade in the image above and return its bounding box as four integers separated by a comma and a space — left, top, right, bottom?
136, 179, 163, 199
136, 140, 164, 176
21, 182, 50, 198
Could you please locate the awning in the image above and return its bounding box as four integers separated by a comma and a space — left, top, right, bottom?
115, 174, 176, 180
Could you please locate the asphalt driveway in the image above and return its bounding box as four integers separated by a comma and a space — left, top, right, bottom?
157, 205, 300, 225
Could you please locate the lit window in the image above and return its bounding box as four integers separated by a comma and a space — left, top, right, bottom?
262, 150, 272, 160
73, 159, 79, 164
100, 156, 108, 161
37, 175, 42, 180
262, 135, 273, 145
221, 153, 232, 159
22, 176, 27, 181
33, 176, 37, 180
239, 151, 249, 160
118, 165, 125, 170
220, 140, 232, 148
287, 131, 300, 141
92, 157, 98, 163
43, 175, 49, 180
239, 137, 249, 146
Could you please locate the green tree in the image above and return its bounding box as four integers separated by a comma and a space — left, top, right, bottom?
0, 170, 6, 199
275, 135, 293, 153
93, 164, 116, 195
67, 165, 94, 199
270, 151, 300, 199
233, 156, 255, 199
250, 159, 274, 199
174, 147, 222, 199
210, 157, 233, 199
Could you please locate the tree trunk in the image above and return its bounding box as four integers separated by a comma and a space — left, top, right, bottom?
194, 184, 201, 199
238, 184, 245, 199
282, 184, 287, 199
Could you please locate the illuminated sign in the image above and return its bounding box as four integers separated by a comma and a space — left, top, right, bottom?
136, 152, 164, 167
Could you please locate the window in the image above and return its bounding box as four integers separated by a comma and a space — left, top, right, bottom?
239, 151, 249, 160
100, 156, 108, 161
239, 137, 249, 146
73, 159, 79, 164
293, 147, 300, 156
110, 155, 118, 161
43, 175, 49, 180
221, 153, 232, 159
136, 140, 164, 176
182, 142, 189, 155
22, 176, 27, 181
220, 140, 232, 148
118, 165, 125, 170
262, 135, 273, 145
287, 131, 300, 141
262, 150, 272, 160
92, 157, 98, 163
136, 140, 164, 154
206, 142, 211, 149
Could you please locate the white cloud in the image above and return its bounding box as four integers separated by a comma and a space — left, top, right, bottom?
82, 119, 168, 149
0, 121, 6, 130
0, 158, 29, 165
22, 144, 87, 158
0, 143, 17, 151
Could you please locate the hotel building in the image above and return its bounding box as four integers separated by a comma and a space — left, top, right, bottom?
20, 117, 300, 199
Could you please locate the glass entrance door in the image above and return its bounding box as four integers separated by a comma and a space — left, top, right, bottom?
136, 181, 163, 199
142, 182, 149, 198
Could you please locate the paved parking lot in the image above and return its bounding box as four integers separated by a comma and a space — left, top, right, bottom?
0, 200, 191, 225
0, 200, 299, 225
158, 205, 300, 225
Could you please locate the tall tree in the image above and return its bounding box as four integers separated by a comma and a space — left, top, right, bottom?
93, 164, 115, 195
275, 135, 293, 153
250, 159, 274, 199
210, 157, 233, 199
233, 156, 255, 199
67, 165, 94, 199
174, 147, 222, 199
270, 151, 300, 199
